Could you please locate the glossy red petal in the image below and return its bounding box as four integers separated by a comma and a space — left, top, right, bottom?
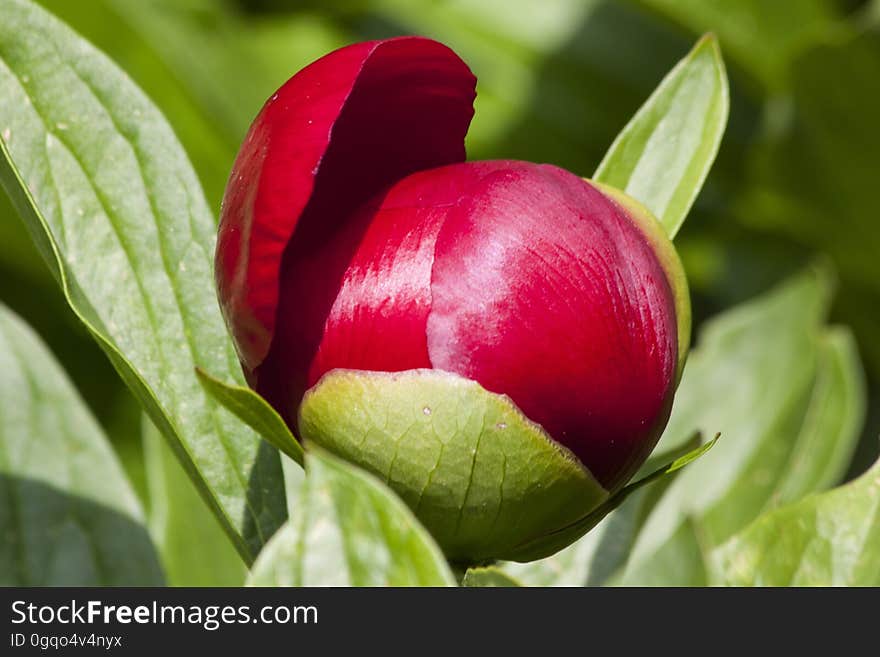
260, 162, 512, 419
216, 37, 476, 373
427, 164, 678, 490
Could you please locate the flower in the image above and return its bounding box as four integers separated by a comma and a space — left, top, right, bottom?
216, 37, 689, 560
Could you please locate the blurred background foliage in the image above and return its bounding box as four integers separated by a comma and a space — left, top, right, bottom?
2, 0, 879, 532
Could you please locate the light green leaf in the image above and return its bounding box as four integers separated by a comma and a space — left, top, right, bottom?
716, 455, 880, 586
143, 417, 246, 587
614, 518, 708, 586
248, 449, 456, 587
501, 485, 660, 586
620, 268, 865, 584
196, 368, 304, 466
462, 566, 522, 587
0, 0, 286, 562
0, 302, 162, 585
770, 328, 865, 505
594, 34, 729, 238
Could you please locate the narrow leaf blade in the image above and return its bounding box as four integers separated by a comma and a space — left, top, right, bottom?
196, 368, 304, 466
594, 33, 729, 238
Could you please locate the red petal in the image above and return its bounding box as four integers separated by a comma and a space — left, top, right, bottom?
216, 37, 476, 373
427, 164, 678, 490
261, 162, 511, 417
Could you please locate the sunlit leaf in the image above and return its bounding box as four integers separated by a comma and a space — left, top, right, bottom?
595, 34, 728, 238
716, 455, 880, 586
0, 0, 286, 562
248, 450, 456, 587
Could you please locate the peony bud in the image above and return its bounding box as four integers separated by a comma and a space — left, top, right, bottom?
216, 37, 690, 562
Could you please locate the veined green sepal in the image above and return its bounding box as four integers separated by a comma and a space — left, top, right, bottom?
297, 368, 609, 563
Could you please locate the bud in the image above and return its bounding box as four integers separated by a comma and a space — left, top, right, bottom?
216, 37, 690, 562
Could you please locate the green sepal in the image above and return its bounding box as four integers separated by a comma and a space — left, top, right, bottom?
298, 369, 609, 563
504, 434, 719, 562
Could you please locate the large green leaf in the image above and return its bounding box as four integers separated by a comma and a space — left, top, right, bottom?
614, 518, 709, 586
248, 450, 456, 587
143, 417, 246, 587
33, 0, 239, 209
619, 269, 865, 584
716, 455, 880, 586
594, 34, 728, 238
0, 303, 162, 585
0, 0, 285, 562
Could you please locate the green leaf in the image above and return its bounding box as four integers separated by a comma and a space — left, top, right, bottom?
594, 34, 729, 238
620, 268, 866, 584
35, 0, 239, 209
614, 518, 709, 586
0, 0, 286, 562
716, 455, 880, 586
0, 302, 162, 585
196, 368, 304, 466
298, 369, 608, 563
461, 566, 522, 587
770, 328, 865, 505
143, 417, 246, 587
502, 486, 661, 586
247, 449, 456, 587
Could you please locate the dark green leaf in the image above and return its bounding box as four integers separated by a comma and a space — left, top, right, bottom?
0, 0, 286, 562
0, 303, 162, 585
248, 449, 456, 587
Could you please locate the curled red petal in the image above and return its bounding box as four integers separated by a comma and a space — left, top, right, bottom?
216, 37, 476, 373
427, 164, 678, 490
261, 162, 513, 417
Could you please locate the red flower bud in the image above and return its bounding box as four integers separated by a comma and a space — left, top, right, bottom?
217, 37, 687, 494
